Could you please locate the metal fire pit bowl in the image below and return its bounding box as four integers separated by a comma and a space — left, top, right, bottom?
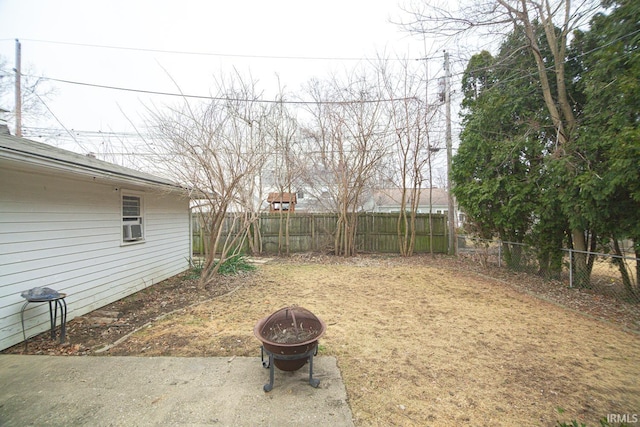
254, 306, 326, 392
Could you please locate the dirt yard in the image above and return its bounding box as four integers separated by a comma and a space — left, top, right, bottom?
5, 255, 640, 426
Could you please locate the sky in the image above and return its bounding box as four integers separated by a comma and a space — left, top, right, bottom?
0, 0, 456, 165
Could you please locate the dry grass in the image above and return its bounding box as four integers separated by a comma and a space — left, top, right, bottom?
109, 256, 640, 426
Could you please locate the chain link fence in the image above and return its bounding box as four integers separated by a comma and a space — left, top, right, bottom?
566, 248, 639, 302
457, 235, 640, 303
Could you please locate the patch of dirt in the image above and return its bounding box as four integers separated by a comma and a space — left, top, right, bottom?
4, 254, 640, 426
2, 271, 249, 356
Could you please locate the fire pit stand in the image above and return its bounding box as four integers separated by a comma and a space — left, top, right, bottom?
254, 306, 326, 392
260, 344, 320, 392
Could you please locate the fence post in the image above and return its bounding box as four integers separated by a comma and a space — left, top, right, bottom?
311, 215, 316, 252
568, 249, 573, 288
498, 241, 502, 268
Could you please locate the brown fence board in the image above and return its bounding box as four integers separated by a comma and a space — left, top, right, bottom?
192, 212, 448, 255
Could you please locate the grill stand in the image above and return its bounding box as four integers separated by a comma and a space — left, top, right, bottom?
260, 344, 320, 392
21, 293, 67, 350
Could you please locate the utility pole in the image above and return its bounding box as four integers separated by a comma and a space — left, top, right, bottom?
14, 39, 22, 137
423, 57, 435, 257
444, 50, 456, 255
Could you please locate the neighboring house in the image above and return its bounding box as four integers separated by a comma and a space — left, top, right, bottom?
0, 131, 193, 351
287, 188, 336, 213
266, 192, 297, 213
363, 188, 465, 226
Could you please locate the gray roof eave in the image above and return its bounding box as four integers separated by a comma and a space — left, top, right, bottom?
0, 133, 187, 192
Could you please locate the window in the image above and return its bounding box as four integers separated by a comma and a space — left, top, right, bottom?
273, 202, 290, 211
122, 194, 144, 242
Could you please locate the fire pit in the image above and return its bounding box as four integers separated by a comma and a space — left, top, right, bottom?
254, 306, 326, 392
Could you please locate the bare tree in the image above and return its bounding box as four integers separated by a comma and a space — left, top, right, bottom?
145, 71, 267, 287
378, 56, 441, 256
301, 70, 390, 256
0, 55, 55, 135
262, 84, 300, 256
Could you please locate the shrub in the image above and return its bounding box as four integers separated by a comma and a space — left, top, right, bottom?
216, 254, 256, 276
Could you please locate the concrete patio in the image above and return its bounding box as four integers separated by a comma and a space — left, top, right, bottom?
0, 355, 354, 426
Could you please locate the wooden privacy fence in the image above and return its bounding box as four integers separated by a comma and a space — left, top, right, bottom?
192, 212, 448, 255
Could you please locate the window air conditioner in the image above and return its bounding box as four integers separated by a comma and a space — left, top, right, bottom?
131, 224, 143, 239
123, 223, 143, 241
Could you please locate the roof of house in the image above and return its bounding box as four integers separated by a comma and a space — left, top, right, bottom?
0, 132, 187, 192
372, 188, 451, 208
267, 192, 297, 203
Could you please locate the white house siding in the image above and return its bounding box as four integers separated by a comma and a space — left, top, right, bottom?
0, 165, 190, 351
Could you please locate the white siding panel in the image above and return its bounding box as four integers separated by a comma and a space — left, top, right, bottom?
0, 167, 190, 350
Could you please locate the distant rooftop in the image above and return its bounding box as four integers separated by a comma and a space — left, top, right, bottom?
372, 188, 451, 207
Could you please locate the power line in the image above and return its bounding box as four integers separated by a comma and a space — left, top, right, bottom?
13, 27, 635, 108
447, 27, 640, 85
22, 126, 142, 138
18, 38, 428, 62
31, 92, 90, 154
21, 74, 422, 105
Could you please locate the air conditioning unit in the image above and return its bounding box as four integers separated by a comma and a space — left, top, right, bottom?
123, 223, 143, 241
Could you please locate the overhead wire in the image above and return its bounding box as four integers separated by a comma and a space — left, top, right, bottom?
0, 36, 505, 110
19, 74, 422, 105
446, 27, 640, 87
30, 92, 91, 154
3, 37, 441, 108
8, 22, 633, 156
18, 38, 441, 62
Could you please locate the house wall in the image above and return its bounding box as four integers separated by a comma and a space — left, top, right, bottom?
373, 204, 450, 214
0, 166, 190, 351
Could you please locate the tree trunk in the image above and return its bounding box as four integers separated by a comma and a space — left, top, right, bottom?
521, 0, 590, 286
635, 240, 640, 297
571, 230, 590, 288
397, 188, 410, 256
613, 238, 636, 299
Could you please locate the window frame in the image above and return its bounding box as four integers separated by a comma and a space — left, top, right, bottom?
121, 191, 145, 244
